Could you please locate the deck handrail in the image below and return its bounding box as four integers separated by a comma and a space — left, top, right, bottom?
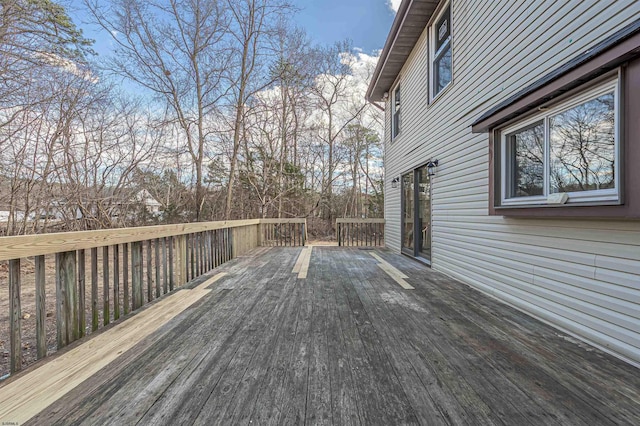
0, 220, 264, 261
0, 218, 306, 377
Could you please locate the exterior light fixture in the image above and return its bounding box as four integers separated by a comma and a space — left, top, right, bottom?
427, 159, 439, 177
391, 177, 400, 188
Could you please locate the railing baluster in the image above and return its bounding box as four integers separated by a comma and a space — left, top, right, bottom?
162, 237, 168, 294
208, 231, 213, 270
132, 241, 143, 309
155, 239, 161, 298
123, 243, 130, 315
168, 236, 175, 291
213, 230, 219, 267
35, 255, 46, 359
188, 233, 194, 281
102, 246, 109, 326
9, 258, 21, 373
91, 248, 98, 331
198, 232, 202, 274
146, 239, 153, 301
113, 244, 120, 321
78, 250, 86, 338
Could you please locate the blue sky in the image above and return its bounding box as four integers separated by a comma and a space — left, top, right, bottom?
68, 0, 397, 58
292, 0, 396, 54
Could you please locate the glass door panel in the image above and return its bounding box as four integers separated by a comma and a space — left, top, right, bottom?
417, 165, 431, 262
401, 172, 414, 253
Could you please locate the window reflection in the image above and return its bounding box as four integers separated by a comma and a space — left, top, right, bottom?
435, 48, 452, 94
549, 93, 615, 193
402, 173, 414, 251
510, 122, 544, 197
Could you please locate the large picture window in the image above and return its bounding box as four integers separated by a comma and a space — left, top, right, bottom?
500, 79, 619, 207
431, 3, 452, 98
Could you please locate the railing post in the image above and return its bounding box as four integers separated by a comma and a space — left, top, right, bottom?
9, 258, 21, 373
132, 241, 143, 310
231, 227, 237, 258
56, 251, 78, 349
175, 234, 187, 286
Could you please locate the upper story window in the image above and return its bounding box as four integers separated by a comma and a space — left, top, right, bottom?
392, 84, 401, 139
431, 3, 452, 99
500, 78, 619, 207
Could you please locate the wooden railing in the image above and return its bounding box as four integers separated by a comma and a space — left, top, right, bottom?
0, 218, 305, 377
259, 218, 306, 247
336, 218, 385, 247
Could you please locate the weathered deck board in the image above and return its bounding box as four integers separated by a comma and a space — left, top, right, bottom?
9, 247, 640, 426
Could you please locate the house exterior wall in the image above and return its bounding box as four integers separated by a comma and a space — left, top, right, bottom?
384, 0, 640, 366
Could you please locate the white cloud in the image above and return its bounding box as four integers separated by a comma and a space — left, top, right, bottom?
387, 0, 402, 13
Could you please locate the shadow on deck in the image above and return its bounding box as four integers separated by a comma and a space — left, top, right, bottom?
2, 246, 639, 425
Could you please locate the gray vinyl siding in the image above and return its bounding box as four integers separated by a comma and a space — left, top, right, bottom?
384, 0, 640, 366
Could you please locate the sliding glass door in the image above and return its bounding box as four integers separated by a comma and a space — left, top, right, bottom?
402, 172, 414, 253
417, 165, 431, 261
401, 165, 432, 264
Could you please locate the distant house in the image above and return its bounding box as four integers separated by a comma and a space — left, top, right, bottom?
367, 2, 640, 366
135, 189, 162, 215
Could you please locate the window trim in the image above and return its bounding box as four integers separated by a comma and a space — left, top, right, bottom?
392, 83, 401, 140
429, 1, 453, 102
499, 78, 621, 207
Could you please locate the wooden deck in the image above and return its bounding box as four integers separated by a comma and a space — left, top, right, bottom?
3, 246, 640, 425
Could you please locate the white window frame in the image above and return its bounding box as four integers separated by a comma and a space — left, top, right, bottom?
429, 1, 452, 102
500, 78, 620, 207
392, 83, 401, 140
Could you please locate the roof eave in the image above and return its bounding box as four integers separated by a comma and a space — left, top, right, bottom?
366, 0, 440, 103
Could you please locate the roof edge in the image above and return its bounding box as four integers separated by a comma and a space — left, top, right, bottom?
365, 0, 416, 103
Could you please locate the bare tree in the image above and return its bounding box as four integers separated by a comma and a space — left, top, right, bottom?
86, 0, 228, 220
222, 0, 292, 219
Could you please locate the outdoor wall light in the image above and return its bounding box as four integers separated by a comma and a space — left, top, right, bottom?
391, 177, 400, 188
427, 160, 439, 177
